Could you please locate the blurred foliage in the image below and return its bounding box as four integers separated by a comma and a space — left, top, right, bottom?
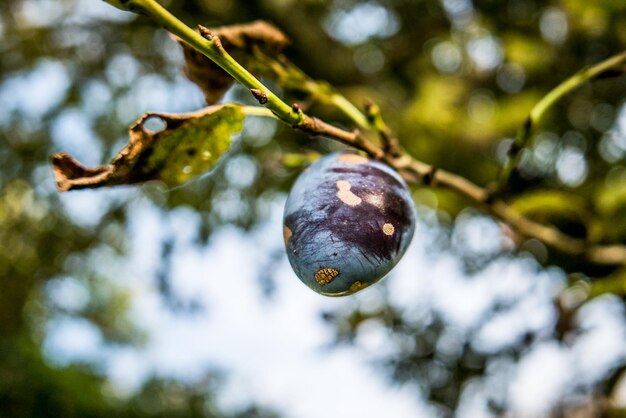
0, 335, 279, 418
1, 0, 626, 416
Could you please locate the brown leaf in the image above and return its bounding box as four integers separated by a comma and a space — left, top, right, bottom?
211, 20, 290, 52
52, 105, 245, 192
176, 20, 290, 104
52, 153, 112, 192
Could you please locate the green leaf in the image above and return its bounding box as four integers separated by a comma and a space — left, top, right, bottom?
51, 105, 244, 191
140, 105, 243, 185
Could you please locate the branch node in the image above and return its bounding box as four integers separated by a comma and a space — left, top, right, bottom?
250, 89, 268, 104
484, 183, 499, 204
363, 99, 375, 122
299, 115, 319, 133
423, 166, 438, 186
213, 36, 225, 53
197, 25, 214, 39
197, 25, 225, 53
383, 135, 402, 158
291, 103, 302, 114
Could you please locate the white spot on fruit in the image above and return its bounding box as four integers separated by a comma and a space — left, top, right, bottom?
364, 193, 384, 208
336, 180, 362, 206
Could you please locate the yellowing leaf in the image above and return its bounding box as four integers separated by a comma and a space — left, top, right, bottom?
51, 105, 244, 191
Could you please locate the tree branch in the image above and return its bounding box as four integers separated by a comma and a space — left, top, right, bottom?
103, 0, 626, 266
286, 112, 626, 265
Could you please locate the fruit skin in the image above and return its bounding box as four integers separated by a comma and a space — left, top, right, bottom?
283, 152, 416, 296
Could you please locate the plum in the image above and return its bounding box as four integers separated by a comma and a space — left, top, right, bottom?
283, 152, 416, 296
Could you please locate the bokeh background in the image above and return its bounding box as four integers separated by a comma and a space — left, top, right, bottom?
2, 0, 626, 417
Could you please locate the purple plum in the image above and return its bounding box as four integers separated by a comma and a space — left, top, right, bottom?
283, 152, 416, 296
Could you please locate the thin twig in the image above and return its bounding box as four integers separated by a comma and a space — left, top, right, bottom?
401, 156, 626, 265
277, 109, 626, 265
364, 100, 402, 157
498, 50, 626, 189
298, 115, 385, 160
293, 117, 626, 265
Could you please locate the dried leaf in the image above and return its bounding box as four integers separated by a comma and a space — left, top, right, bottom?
180, 45, 235, 105
52, 105, 244, 192
212, 20, 290, 52
177, 20, 290, 104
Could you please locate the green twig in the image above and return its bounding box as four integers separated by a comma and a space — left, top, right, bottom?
240, 105, 278, 119
497, 50, 626, 189
251, 46, 370, 128
329, 94, 370, 129
364, 100, 402, 157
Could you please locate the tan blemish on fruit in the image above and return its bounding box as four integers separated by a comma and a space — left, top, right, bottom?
336, 180, 362, 206
337, 154, 369, 164
382, 223, 395, 236
349, 281, 371, 293
283, 225, 293, 244
315, 268, 340, 285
